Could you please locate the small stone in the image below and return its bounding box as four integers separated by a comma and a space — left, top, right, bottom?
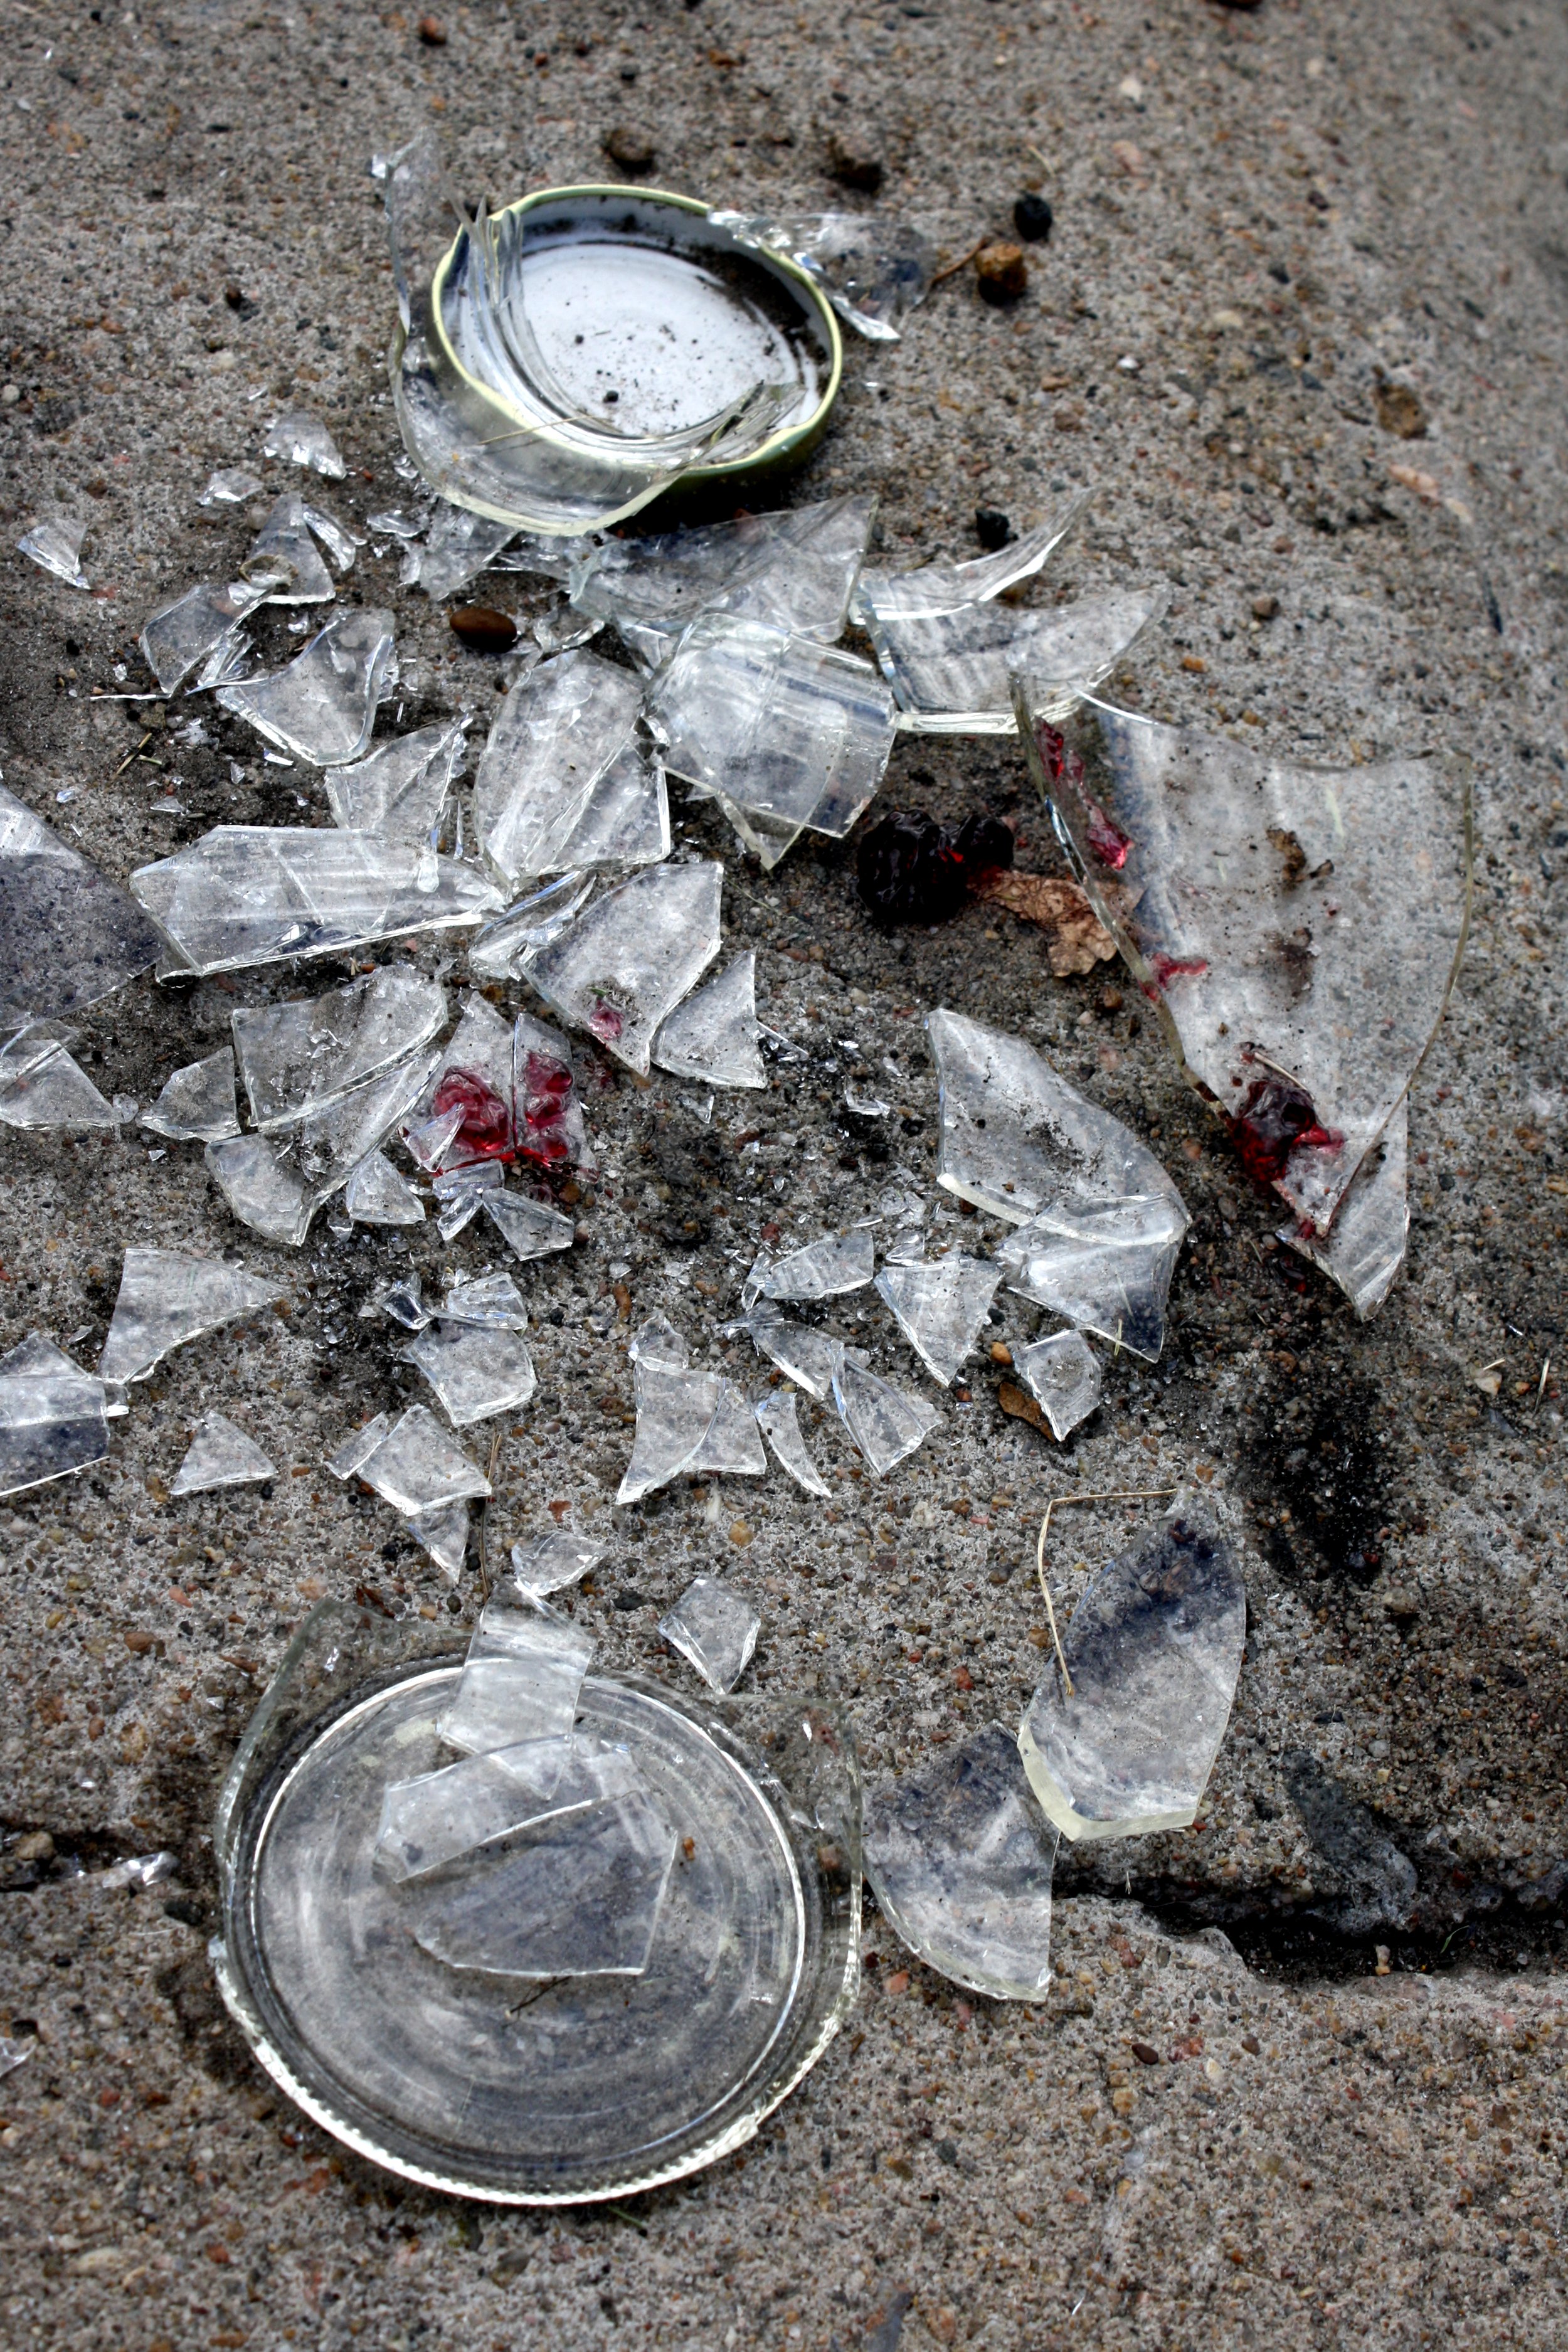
1374, 381, 1428, 440
603, 124, 657, 172
975, 242, 1027, 305
974, 507, 1014, 553
988, 1341, 1013, 1366
417, 14, 447, 44
1382, 1587, 1420, 1622
13, 1830, 53, 1863
1013, 192, 1054, 243
1251, 594, 1279, 622
826, 123, 884, 193
448, 606, 518, 654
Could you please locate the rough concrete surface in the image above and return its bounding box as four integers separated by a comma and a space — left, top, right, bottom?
2, 0, 1567, 2343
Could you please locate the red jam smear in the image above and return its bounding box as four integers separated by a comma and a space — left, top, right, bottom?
517, 1049, 574, 1166
430, 1066, 512, 1162
1148, 951, 1209, 990
587, 1000, 625, 1045
1229, 1073, 1343, 1187
1034, 723, 1132, 870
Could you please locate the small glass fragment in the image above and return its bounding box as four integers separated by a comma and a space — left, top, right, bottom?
432, 1162, 504, 1240
514, 1011, 587, 1169
344, 1149, 426, 1226
405, 1318, 537, 1427
327, 1411, 395, 1481
736, 1302, 849, 1402
482, 1190, 577, 1263
0, 2037, 33, 2080
411, 501, 517, 600
874, 1254, 1002, 1385
441, 1273, 529, 1328
216, 608, 397, 767
18, 517, 90, 590
617, 1318, 763, 1505
1018, 1504, 1246, 1842
524, 859, 723, 1075
324, 717, 469, 841
856, 809, 1014, 926
532, 600, 601, 655
233, 967, 447, 1130
241, 492, 339, 605
408, 1789, 677, 1978
263, 408, 346, 478
376, 1738, 641, 1880
862, 1722, 1059, 2000
401, 1103, 467, 1172
754, 1389, 831, 1497
1281, 1100, 1409, 1320
140, 1047, 242, 1144
709, 210, 935, 341
139, 579, 272, 694
659, 1575, 761, 1693
866, 586, 1168, 734
1014, 1329, 1101, 1439
0, 1332, 110, 1498
652, 951, 765, 1089
472, 649, 644, 887
511, 1530, 605, 1599
853, 489, 1092, 623
352, 1402, 492, 1518
466, 871, 596, 983
749, 1225, 876, 1304
169, 1409, 277, 1497
440, 1598, 595, 1754
98, 1248, 286, 1387
408, 1497, 469, 1577
0, 1020, 118, 1130
0, 785, 165, 1019
198, 468, 265, 506
832, 1356, 940, 1476
996, 1189, 1189, 1362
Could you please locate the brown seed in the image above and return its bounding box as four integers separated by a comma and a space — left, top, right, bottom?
1131, 2040, 1161, 2065
826, 123, 884, 193
1252, 593, 1279, 622
976, 241, 1028, 304
989, 1341, 1014, 1366
603, 124, 657, 172
448, 605, 518, 654
1374, 381, 1428, 440
417, 14, 447, 44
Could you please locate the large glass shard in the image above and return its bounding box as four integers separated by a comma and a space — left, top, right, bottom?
440, 1598, 595, 1754
1018, 1504, 1245, 1842
404, 1319, 537, 1427
1027, 706, 1472, 1237
996, 1189, 1188, 1361
853, 488, 1093, 624
866, 586, 1167, 736
652, 951, 765, 1089
483, 1190, 576, 1263
0, 1020, 117, 1129
750, 1225, 875, 1304
139, 579, 271, 694
141, 1046, 241, 1143
832, 1357, 939, 1476
0, 784, 164, 1019
131, 828, 500, 977
1014, 1328, 1102, 1440
98, 1248, 287, 1387
408, 1791, 677, 1978
19, 516, 90, 589
569, 495, 877, 671
169, 1409, 277, 1497
324, 718, 469, 841
710, 209, 935, 342
755, 1389, 831, 1497
232, 967, 447, 1130
646, 617, 896, 868
738, 1301, 848, 1402
344, 1148, 425, 1226
1282, 1100, 1409, 1320
874, 1254, 1002, 1385
659, 1576, 761, 1693
216, 609, 396, 767
545, 739, 670, 872
523, 859, 723, 1075
466, 871, 595, 982
353, 1403, 492, 1517
472, 650, 643, 889
376, 1738, 640, 1880
862, 1723, 1059, 2000
510, 1530, 605, 1599
263, 409, 346, 478
241, 493, 338, 605
0, 1332, 110, 1497
207, 1048, 438, 1246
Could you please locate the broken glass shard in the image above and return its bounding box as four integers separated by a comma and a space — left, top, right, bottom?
996, 1190, 1189, 1361
415, 992, 515, 1169
98, 1248, 286, 1387
327, 1411, 395, 1481
344, 1148, 426, 1226
1027, 706, 1471, 1237
737, 1302, 848, 1402
874, 1254, 1002, 1385
0, 783, 164, 1019
131, 828, 500, 977
0, 1333, 110, 1498
401, 1102, 466, 1172
659, 1576, 761, 1693
440, 1599, 595, 1754
1013, 1328, 1102, 1440
524, 859, 723, 1075
755, 1389, 831, 1497
405, 1318, 537, 1427
408, 1789, 677, 1978
652, 951, 765, 1089
139, 579, 271, 694
203, 1135, 310, 1246
324, 717, 469, 841
140, 1046, 242, 1144
1018, 1504, 1245, 1842
862, 1722, 1059, 2001
233, 967, 446, 1130
510, 1530, 606, 1599
617, 1354, 758, 1505
410, 501, 517, 600
545, 739, 670, 874
0, 1020, 117, 1129
854, 488, 1092, 624
433, 1163, 502, 1242
19, 517, 89, 590
411, 1498, 472, 1579
1282, 1100, 1409, 1320
532, 601, 601, 655
472, 649, 644, 888
298, 504, 360, 573
376, 1738, 641, 1881
198, 467, 265, 506
832, 1357, 939, 1476
630, 1313, 691, 1370
208, 1048, 439, 1246
351, 1403, 492, 1518
241, 492, 338, 605
263, 408, 346, 478
442, 1273, 529, 1328
866, 586, 1168, 735
512, 1014, 589, 1173
216, 608, 396, 767
467, 871, 595, 983
710, 209, 935, 342
751, 1225, 876, 1305
647, 618, 896, 868
169, 1409, 277, 1497
692, 1381, 768, 1477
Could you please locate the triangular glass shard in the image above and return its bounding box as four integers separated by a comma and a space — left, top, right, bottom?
411, 501, 517, 600
709, 211, 935, 342
0, 1020, 117, 1129
738, 1302, 847, 1402
659, 1576, 761, 1693
483, 1189, 576, 1263
98, 1248, 286, 1387
832, 1356, 940, 1476
442, 1273, 529, 1328
376, 1737, 640, 1880
263, 409, 346, 478
405, 1319, 538, 1427
1025, 706, 1472, 1237
410, 1496, 472, 1577
523, 859, 723, 1074
866, 586, 1168, 736
874, 1253, 1002, 1386
375, 1276, 430, 1330
996, 1190, 1188, 1361
546, 739, 670, 872
434, 1163, 502, 1240
647, 617, 896, 867
208, 1047, 439, 1246
853, 488, 1093, 623
467, 871, 595, 983
198, 468, 265, 506
862, 1722, 1059, 2001
472, 649, 644, 889
690, 1380, 768, 1477
131, 828, 500, 977
324, 718, 469, 841
344, 1148, 425, 1226
1018, 1503, 1245, 1842
439, 1596, 595, 1754
327, 1411, 396, 1481
510, 1530, 605, 1599
0, 1332, 109, 1497
1282, 1099, 1409, 1320
232, 967, 447, 1130
354, 1403, 492, 1517
140, 1046, 241, 1143
0, 785, 163, 1019
652, 951, 765, 1089
629, 1313, 690, 1369
138, 579, 271, 694
616, 1359, 723, 1505
1014, 1328, 1102, 1439
241, 492, 337, 604
203, 1135, 310, 1246
19, 516, 90, 588
408, 1790, 677, 1978
755, 1389, 831, 1496
169, 1408, 276, 1496
216, 608, 397, 766
402, 1103, 467, 1172
298, 502, 360, 572
754, 1225, 876, 1303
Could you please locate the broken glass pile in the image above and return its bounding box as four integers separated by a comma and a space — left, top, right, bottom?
0, 1333, 111, 1498
0, 785, 164, 1019
216, 608, 397, 766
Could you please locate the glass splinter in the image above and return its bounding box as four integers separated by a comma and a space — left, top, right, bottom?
873, 1254, 1002, 1386
216, 608, 397, 767
404, 1319, 538, 1428
652, 951, 765, 1089
169, 1409, 277, 1497
750, 1225, 875, 1305
344, 1149, 426, 1226
0, 1333, 110, 1498
439, 1599, 595, 1754
324, 717, 470, 841
862, 1722, 1060, 2001
854, 487, 1093, 623
1014, 1329, 1102, 1441
710, 210, 936, 342
0, 1021, 118, 1130
472, 649, 644, 888
139, 580, 271, 694
241, 492, 339, 605
376, 1738, 642, 1881
866, 586, 1168, 736
98, 1248, 286, 1388
441, 1273, 529, 1328
140, 1046, 241, 1143
1018, 1503, 1246, 1843
408, 1790, 677, 1979
0, 783, 164, 1020
1281, 1099, 1409, 1321
523, 860, 723, 1076
263, 409, 346, 478
232, 967, 447, 1130
483, 1190, 576, 1263
19, 516, 90, 590
738, 1302, 847, 1402
832, 1356, 940, 1477
755, 1390, 831, 1497
659, 1575, 761, 1693
410, 1497, 472, 1579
